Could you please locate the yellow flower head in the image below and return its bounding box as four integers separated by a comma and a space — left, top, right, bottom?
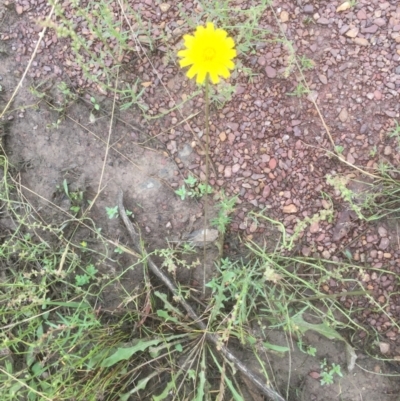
178, 22, 236, 85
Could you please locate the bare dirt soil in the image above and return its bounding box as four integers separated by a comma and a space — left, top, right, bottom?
1, 0, 400, 400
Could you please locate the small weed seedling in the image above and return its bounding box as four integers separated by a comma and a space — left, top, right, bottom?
119, 80, 149, 113
335, 145, 344, 155
114, 246, 125, 254
303, 16, 314, 25
388, 120, 400, 148
211, 193, 237, 234
90, 96, 100, 111
89, 96, 100, 123
106, 205, 119, 219
155, 243, 198, 276
369, 145, 377, 157
57, 81, 77, 105
75, 264, 98, 287
297, 337, 317, 356
320, 359, 343, 386
56, 178, 84, 214
286, 83, 310, 97
106, 206, 132, 219
299, 55, 314, 71
175, 174, 213, 200
209, 81, 236, 108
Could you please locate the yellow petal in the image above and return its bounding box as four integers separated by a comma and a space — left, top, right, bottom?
205, 22, 215, 32
225, 37, 235, 49
187, 64, 198, 80
177, 49, 188, 58
215, 29, 227, 40
224, 60, 235, 70
183, 34, 194, 46
219, 66, 230, 79
179, 58, 193, 67
209, 71, 220, 84
196, 69, 207, 84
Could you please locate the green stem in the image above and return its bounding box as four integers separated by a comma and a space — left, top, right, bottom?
203, 75, 210, 294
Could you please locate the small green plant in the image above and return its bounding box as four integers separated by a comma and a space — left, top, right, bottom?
388, 120, 400, 148
250, 205, 333, 252
286, 83, 309, 97
369, 145, 377, 157
89, 96, 101, 123
335, 145, 344, 155
326, 175, 365, 219
56, 178, 84, 213
174, 175, 213, 200
211, 193, 237, 234
106, 205, 119, 219
174, 186, 188, 200
320, 359, 343, 386
75, 264, 98, 286
52, 81, 78, 112
29, 82, 49, 99
236, 61, 259, 83
119, 79, 149, 112
47, 119, 62, 129
90, 96, 100, 111
209, 81, 236, 108
297, 338, 317, 356
299, 55, 314, 71
155, 243, 198, 275
57, 81, 77, 102
114, 246, 125, 254
31, 80, 78, 129
302, 16, 314, 25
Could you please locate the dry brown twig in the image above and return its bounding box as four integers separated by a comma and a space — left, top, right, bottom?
117, 189, 286, 401
0, 1, 59, 119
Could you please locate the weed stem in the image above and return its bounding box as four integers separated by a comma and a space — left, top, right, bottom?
203, 75, 210, 294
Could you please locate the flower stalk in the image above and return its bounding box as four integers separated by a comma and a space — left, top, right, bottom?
178, 22, 236, 292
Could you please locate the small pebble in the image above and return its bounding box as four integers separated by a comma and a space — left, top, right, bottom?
265, 66, 277, 78
282, 204, 298, 214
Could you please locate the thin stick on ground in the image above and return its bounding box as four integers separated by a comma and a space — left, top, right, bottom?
0, 1, 59, 119
96, 69, 119, 196
117, 189, 286, 401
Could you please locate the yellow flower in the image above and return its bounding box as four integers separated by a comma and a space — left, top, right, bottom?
178, 22, 236, 85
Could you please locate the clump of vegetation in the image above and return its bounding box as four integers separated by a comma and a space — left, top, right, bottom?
2, 0, 400, 399
175, 174, 213, 200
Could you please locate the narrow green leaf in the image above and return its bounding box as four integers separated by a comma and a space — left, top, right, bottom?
63, 179, 69, 197
195, 348, 207, 401
101, 338, 163, 367
209, 350, 243, 401
44, 301, 91, 308
291, 312, 344, 341
26, 345, 36, 368
262, 342, 290, 353
152, 376, 178, 401
119, 371, 159, 401
155, 291, 185, 318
